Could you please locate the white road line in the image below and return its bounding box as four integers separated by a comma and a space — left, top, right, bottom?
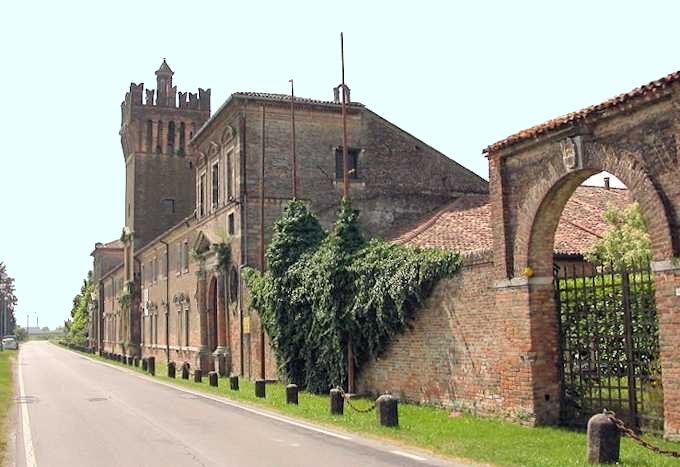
18, 352, 38, 467
391, 450, 427, 462
69, 349, 353, 441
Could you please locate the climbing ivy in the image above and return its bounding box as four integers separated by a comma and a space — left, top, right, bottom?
244, 198, 461, 393
213, 242, 232, 273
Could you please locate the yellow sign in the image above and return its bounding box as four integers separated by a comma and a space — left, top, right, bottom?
243, 316, 251, 334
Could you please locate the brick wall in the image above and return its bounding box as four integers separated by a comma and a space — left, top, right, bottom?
356, 255, 507, 415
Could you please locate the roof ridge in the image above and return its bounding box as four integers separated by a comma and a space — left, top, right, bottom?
485, 69, 680, 153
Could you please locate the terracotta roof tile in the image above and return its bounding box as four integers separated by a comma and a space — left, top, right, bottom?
233, 91, 364, 108
484, 70, 680, 154
392, 186, 630, 256
96, 239, 124, 250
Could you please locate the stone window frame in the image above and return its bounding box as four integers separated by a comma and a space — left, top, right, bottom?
198, 170, 207, 218
211, 159, 220, 212
334, 146, 361, 180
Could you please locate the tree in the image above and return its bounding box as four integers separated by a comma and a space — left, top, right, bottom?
65, 272, 94, 346
0, 262, 18, 341
15, 326, 28, 342
585, 201, 652, 269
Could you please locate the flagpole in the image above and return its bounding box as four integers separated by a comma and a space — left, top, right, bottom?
340, 32, 355, 394
290, 79, 297, 199
259, 104, 266, 380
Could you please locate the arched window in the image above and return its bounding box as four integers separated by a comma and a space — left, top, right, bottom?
156, 120, 164, 153
145, 120, 153, 153
179, 122, 186, 155
168, 121, 176, 153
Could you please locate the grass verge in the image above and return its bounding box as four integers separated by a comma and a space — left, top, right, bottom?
0, 350, 16, 465
64, 346, 680, 467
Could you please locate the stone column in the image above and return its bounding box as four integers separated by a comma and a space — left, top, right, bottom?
214, 272, 229, 376
196, 270, 210, 370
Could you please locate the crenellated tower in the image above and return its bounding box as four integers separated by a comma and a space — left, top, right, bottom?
120, 60, 211, 254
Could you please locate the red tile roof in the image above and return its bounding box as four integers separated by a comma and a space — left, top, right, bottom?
95, 239, 124, 250
484, 70, 680, 154
392, 186, 630, 257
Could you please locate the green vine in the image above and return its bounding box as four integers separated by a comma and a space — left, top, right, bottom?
213, 242, 232, 272
244, 198, 460, 393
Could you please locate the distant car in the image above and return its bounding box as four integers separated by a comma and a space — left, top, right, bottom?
2, 336, 18, 350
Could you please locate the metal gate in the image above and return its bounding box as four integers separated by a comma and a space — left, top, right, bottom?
554, 262, 663, 433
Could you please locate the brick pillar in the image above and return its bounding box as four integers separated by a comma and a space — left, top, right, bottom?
196, 270, 210, 370
495, 279, 560, 425
653, 263, 680, 440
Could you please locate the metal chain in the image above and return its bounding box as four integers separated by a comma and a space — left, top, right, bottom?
603, 410, 680, 458
334, 386, 376, 413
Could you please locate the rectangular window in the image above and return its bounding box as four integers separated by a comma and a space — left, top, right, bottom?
335, 147, 360, 180
176, 242, 182, 273
211, 161, 220, 210
141, 264, 145, 285
182, 240, 189, 272
184, 306, 190, 346
199, 172, 206, 217
228, 213, 235, 235
153, 257, 159, 283
226, 151, 234, 200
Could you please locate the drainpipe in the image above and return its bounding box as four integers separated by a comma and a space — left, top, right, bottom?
160, 240, 170, 364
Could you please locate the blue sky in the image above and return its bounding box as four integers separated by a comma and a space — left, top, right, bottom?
0, 0, 677, 328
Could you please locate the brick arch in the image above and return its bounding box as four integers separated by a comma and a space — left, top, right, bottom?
517, 142, 675, 278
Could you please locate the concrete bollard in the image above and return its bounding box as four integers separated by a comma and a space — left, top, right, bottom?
141, 358, 148, 372
255, 379, 266, 398
194, 369, 203, 383
133, 357, 139, 367
147, 356, 156, 376
587, 413, 620, 464
376, 394, 399, 427
168, 361, 176, 378
229, 375, 239, 391
330, 388, 344, 415
286, 384, 299, 405
181, 363, 190, 380
209, 371, 218, 387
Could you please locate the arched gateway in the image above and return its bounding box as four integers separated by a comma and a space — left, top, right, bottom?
485, 72, 680, 440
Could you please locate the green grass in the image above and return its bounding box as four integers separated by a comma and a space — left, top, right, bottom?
0, 350, 16, 465
65, 346, 680, 467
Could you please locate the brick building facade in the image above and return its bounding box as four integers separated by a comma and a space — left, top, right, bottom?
88, 62, 680, 440
89, 61, 487, 380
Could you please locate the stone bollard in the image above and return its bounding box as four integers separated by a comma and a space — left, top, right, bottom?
141, 357, 148, 371
255, 379, 266, 398
181, 363, 190, 380
168, 361, 176, 378
587, 413, 620, 464
330, 388, 344, 415
147, 356, 156, 376
229, 375, 239, 391
194, 369, 203, 383
376, 394, 399, 427
209, 371, 218, 387
134, 357, 139, 367
286, 384, 299, 405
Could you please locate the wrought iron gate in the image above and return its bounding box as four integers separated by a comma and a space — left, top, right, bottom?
554, 262, 663, 433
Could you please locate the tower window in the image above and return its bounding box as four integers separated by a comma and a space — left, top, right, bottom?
179, 122, 186, 155
145, 120, 153, 153
156, 120, 164, 153
168, 121, 176, 153
335, 147, 359, 180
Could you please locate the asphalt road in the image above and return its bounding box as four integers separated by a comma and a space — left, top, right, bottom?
13, 341, 464, 467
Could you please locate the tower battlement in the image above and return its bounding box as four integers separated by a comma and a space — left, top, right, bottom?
120, 60, 211, 159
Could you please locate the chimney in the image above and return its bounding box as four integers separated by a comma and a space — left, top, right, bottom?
604, 177, 610, 190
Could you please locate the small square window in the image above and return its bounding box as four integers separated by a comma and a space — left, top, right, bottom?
335, 147, 359, 180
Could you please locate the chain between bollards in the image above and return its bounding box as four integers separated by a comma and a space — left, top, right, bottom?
603, 410, 680, 458
334, 386, 376, 413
